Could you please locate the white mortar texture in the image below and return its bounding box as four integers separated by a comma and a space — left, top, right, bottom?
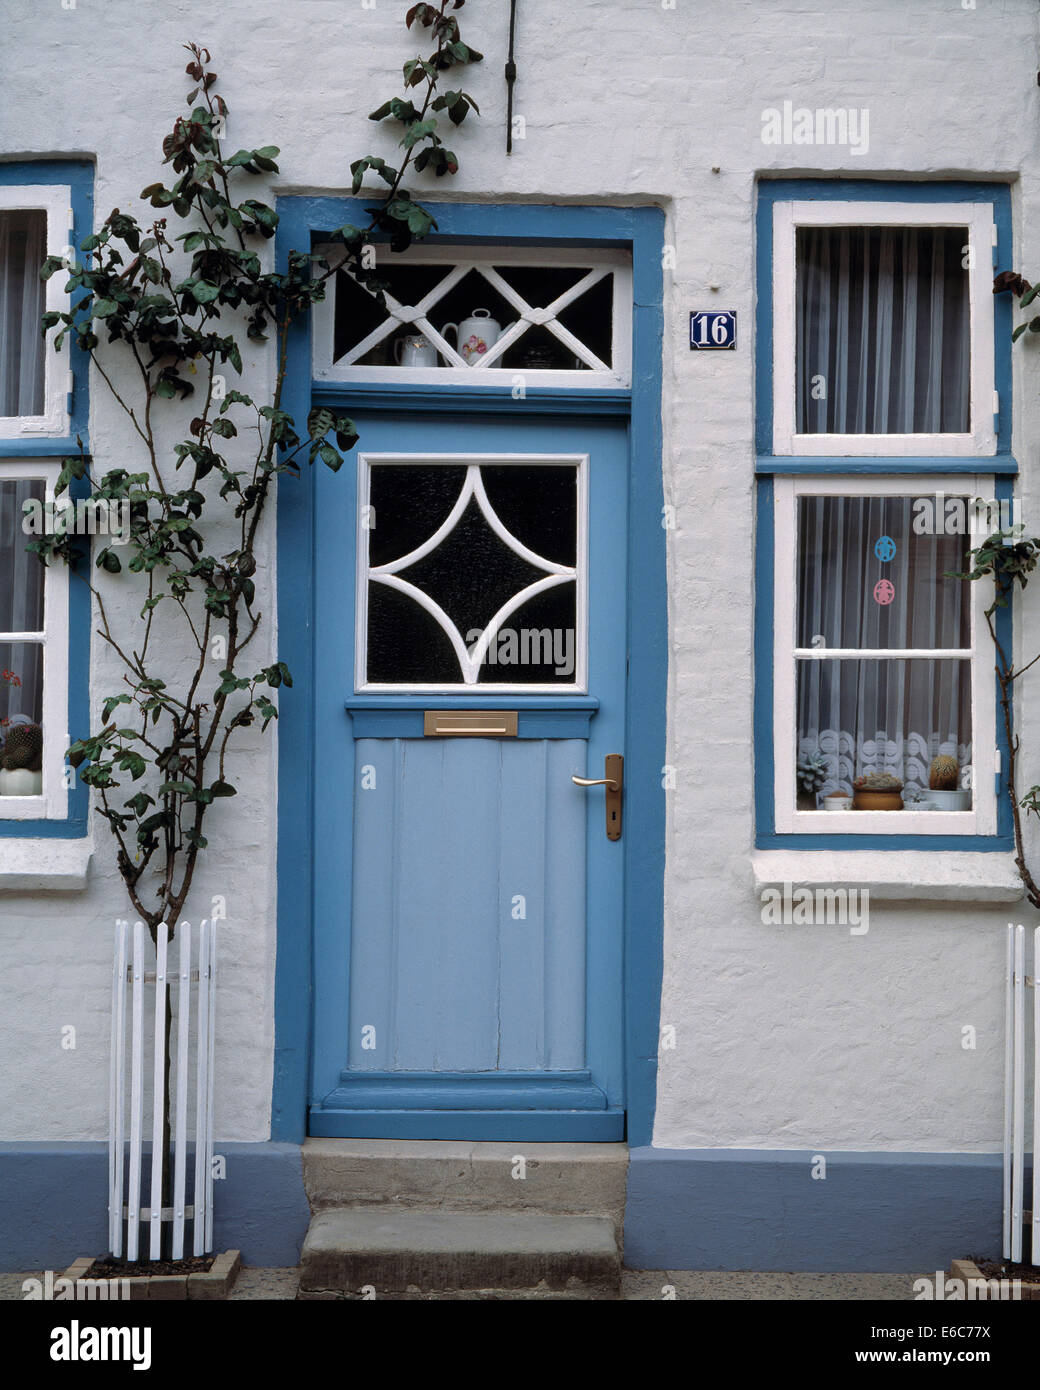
0, 0, 1038, 1150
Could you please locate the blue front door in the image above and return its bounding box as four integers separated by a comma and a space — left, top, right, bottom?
309, 411, 628, 1139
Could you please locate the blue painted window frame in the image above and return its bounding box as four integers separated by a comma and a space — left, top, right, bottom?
273, 200, 666, 1144
0, 161, 92, 839
755, 179, 1013, 851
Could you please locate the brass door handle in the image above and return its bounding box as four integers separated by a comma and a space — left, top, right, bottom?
571, 754, 623, 841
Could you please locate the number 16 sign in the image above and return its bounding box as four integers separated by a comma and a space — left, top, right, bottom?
690, 309, 737, 350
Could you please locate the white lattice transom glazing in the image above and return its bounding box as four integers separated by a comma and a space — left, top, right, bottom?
313, 244, 632, 389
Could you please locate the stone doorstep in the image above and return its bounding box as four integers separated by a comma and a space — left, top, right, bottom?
950, 1259, 1040, 1302
301, 1139, 629, 1223
300, 1207, 620, 1295
60, 1250, 241, 1302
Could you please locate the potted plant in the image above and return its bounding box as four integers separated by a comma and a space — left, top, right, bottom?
927, 753, 971, 810
0, 719, 43, 797
852, 772, 904, 810
796, 751, 828, 810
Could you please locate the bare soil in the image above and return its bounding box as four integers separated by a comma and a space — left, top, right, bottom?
85, 1253, 215, 1278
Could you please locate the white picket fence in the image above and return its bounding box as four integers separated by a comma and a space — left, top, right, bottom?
108, 919, 217, 1261
1003, 923, 1039, 1266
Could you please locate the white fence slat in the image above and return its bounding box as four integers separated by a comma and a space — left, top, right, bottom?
1033, 926, 1039, 1269
204, 921, 217, 1252
148, 924, 168, 1260
108, 921, 128, 1257
109, 916, 217, 1263
193, 920, 211, 1256
1012, 924, 1026, 1264
172, 922, 192, 1260
126, 922, 146, 1262
1003, 923, 1014, 1260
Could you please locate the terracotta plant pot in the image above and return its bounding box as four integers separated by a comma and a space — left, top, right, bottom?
852, 790, 903, 811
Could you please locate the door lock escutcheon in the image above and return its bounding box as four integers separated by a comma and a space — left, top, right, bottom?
572, 754, 623, 841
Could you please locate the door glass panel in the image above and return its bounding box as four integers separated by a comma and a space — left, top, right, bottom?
362, 458, 584, 687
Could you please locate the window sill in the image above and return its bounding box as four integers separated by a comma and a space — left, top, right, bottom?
0, 836, 91, 891
752, 849, 1023, 903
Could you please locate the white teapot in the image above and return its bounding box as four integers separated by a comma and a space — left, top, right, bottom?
442, 308, 503, 365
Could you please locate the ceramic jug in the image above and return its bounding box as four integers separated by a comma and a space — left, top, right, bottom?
393, 333, 438, 368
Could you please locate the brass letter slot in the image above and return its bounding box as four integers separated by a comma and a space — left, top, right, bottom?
423, 710, 519, 737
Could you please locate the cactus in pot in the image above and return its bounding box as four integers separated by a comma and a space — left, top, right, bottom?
0, 722, 43, 796
928, 754, 960, 790
797, 750, 829, 809
927, 753, 970, 810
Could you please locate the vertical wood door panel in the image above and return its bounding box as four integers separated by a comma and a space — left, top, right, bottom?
348, 737, 587, 1072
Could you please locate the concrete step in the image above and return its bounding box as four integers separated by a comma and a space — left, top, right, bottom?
299, 1207, 621, 1296
302, 1139, 628, 1225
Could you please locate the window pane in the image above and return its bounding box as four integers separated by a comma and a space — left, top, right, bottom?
0, 479, 44, 632
796, 226, 970, 434
0, 209, 47, 417
797, 495, 970, 650
795, 657, 972, 808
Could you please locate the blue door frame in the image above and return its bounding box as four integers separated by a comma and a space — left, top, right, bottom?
272, 201, 666, 1146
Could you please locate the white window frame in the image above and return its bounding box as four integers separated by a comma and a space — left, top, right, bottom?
773, 473, 997, 837
355, 452, 589, 694
772, 201, 996, 457
314, 243, 632, 390
0, 185, 73, 439
0, 458, 69, 820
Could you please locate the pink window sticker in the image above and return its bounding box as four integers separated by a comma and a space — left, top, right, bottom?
873, 578, 895, 606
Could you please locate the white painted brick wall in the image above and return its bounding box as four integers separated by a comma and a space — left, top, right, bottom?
1, 0, 1038, 1149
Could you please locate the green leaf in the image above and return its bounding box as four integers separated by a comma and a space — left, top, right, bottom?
1021, 283, 1040, 307
93, 299, 119, 318
190, 280, 220, 304
210, 780, 237, 797
102, 694, 132, 724
1013, 322, 1029, 342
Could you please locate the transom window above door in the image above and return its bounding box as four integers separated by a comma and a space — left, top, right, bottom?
312, 244, 632, 389
771, 201, 997, 456
356, 453, 588, 692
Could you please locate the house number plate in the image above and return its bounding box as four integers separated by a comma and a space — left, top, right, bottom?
689, 309, 737, 350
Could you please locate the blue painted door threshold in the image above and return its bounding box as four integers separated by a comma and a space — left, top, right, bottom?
312, 1071, 625, 1139
309, 1108, 625, 1141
